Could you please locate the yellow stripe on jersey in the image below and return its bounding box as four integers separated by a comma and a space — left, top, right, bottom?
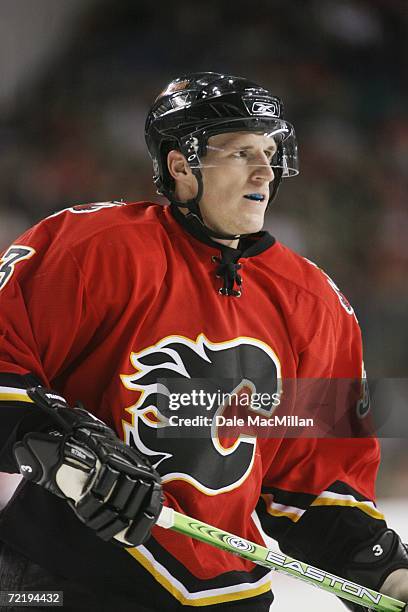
0, 389, 34, 404
311, 497, 385, 520
260, 493, 303, 523
126, 547, 271, 607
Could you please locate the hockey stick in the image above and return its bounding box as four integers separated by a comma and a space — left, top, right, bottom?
156, 507, 406, 612
16, 388, 405, 610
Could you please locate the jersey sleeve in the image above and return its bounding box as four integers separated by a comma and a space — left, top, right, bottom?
256, 293, 385, 578
0, 222, 101, 471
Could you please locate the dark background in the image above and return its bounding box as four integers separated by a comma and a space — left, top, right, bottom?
0, 0, 407, 496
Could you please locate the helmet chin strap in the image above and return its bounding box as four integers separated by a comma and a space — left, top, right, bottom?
168, 168, 241, 240
185, 211, 241, 241
168, 167, 282, 241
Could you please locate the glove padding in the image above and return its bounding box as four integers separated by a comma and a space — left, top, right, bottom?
13, 386, 162, 547
341, 529, 408, 611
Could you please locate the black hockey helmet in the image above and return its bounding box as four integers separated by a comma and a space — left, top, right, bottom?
145, 72, 299, 238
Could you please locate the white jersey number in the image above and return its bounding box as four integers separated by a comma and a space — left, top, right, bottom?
0, 245, 36, 292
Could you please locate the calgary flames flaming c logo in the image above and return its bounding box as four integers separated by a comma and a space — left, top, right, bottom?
121, 334, 281, 495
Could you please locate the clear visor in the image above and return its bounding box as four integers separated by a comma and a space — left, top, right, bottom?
181, 122, 299, 178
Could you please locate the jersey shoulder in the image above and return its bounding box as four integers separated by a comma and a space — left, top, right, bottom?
46, 200, 168, 248
270, 241, 355, 319
9, 201, 169, 255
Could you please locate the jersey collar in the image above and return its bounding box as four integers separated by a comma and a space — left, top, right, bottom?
170, 204, 276, 297
170, 204, 275, 259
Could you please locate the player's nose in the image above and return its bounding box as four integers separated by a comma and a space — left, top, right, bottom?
251, 160, 274, 182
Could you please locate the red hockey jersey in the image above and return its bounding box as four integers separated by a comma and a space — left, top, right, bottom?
0, 201, 384, 606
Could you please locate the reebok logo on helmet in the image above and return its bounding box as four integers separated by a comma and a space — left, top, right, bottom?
243, 98, 280, 117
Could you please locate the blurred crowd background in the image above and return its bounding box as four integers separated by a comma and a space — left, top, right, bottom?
0, 0, 407, 497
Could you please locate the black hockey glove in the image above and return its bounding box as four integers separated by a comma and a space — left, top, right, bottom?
341, 529, 408, 611
13, 386, 162, 547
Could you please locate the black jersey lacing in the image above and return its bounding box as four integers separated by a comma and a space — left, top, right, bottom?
213, 253, 243, 297
170, 204, 276, 298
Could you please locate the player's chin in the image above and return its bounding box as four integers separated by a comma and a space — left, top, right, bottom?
238, 208, 266, 234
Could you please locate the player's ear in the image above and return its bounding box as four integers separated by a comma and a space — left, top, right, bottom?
167, 150, 192, 180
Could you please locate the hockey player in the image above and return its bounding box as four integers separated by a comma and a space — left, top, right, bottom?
0, 73, 408, 611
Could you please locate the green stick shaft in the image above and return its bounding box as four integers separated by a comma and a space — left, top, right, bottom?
157, 507, 405, 612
